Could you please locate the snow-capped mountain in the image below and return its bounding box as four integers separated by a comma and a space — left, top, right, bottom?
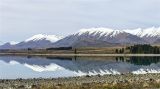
0, 27, 160, 49
124, 27, 160, 43
0, 34, 62, 49
124, 27, 160, 37
25, 34, 62, 43
0, 41, 20, 49
8, 41, 19, 45
53, 28, 146, 47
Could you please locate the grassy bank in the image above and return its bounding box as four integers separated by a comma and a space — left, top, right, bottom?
0, 53, 160, 57
0, 45, 160, 55
0, 47, 122, 54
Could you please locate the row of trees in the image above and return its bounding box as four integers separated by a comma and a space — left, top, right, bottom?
128, 44, 160, 54
115, 48, 125, 53
115, 44, 160, 54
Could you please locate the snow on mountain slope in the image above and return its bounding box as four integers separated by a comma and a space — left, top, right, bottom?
8, 41, 19, 45
124, 27, 160, 37
76, 28, 124, 37
0, 41, 19, 49
0, 34, 63, 49
1, 41, 18, 46
1, 27, 160, 49
25, 34, 63, 43
53, 28, 146, 47
77, 27, 160, 38
75, 28, 146, 44
124, 27, 160, 43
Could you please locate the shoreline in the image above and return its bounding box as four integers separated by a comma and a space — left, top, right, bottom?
0, 73, 160, 89
0, 53, 160, 57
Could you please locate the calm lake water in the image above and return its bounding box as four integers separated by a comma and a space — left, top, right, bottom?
0, 56, 160, 79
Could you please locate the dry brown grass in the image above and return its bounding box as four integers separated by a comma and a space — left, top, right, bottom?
32, 81, 160, 89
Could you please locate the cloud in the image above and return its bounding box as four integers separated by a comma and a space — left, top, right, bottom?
0, 0, 160, 43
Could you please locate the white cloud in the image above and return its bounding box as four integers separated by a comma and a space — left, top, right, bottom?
0, 0, 160, 43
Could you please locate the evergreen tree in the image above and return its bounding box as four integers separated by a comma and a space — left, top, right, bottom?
128, 44, 160, 54
115, 49, 119, 53
121, 48, 124, 53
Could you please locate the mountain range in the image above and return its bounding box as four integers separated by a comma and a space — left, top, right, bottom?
0, 27, 160, 49
0, 34, 63, 49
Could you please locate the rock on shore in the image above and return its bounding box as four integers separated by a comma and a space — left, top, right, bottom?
0, 73, 160, 89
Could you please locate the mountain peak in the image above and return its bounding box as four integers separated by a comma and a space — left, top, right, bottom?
76, 28, 124, 37
9, 41, 19, 45
1, 27, 160, 49
25, 34, 63, 43
124, 27, 160, 37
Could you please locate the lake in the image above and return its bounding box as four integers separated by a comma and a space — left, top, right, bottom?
0, 56, 160, 79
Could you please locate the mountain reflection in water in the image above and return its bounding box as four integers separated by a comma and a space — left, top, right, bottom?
0, 56, 160, 79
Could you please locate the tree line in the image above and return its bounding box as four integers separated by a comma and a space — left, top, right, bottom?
115, 44, 160, 54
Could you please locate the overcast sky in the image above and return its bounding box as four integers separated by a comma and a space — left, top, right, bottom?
0, 0, 160, 44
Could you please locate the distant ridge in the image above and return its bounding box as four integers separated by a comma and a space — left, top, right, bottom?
25, 34, 63, 43
0, 34, 63, 49
0, 27, 160, 49
53, 27, 149, 47
124, 27, 160, 43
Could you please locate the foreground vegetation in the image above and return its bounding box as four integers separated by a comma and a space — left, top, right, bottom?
34, 81, 160, 89
0, 73, 160, 89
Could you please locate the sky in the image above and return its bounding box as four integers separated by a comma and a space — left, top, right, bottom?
0, 0, 160, 44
